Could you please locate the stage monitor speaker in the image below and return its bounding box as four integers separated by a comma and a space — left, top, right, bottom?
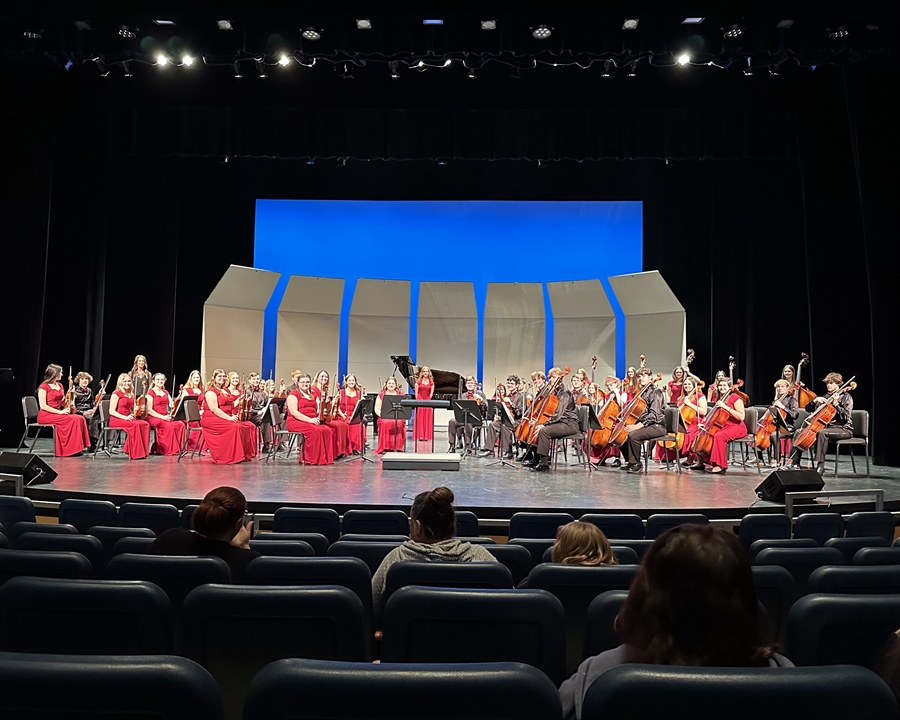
755, 469, 824, 502
0, 452, 58, 486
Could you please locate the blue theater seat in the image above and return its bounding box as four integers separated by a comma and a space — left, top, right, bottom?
645, 514, 709, 539
9, 521, 77, 544
118, 502, 180, 535
0, 548, 92, 587
750, 565, 796, 643
105, 553, 230, 610
793, 512, 845, 545
806, 565, 900, 595
579, 513, 645, 540
14, 531, 105, 574
508, 512, 574, 539
0, 496, 35, 531
748, 537, 819, 561
341, 509, 409, 536
584, 590, 629, 658
455, 510, 480, 537
738, 513, 792, 547
327, 540, 403, 576
845, 511, 896, 541
753, 547, 844, 596
508, 538, 556, 567
483, 543, 534, 585
855, 547, 900, 565
248, 540, 315, 557
58, 498, 117, 533
824, 536, 890, 563
254, 532, 329, 556
112, 535, 155, 556
273, 507, 340, 543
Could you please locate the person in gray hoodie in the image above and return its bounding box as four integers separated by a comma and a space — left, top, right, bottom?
371, 486, 497, 619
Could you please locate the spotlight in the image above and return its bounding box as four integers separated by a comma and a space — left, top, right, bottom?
123, 61, 133, 77
743, 58, 753, 76
723, 23, 743, 38
301, 27, 322, 41
828, 25, 849, 38
676, 53, 691, 66
23, 29, 43, 39
306, 158, 315, 165
423, 19, 443, 26
337, 157, 347, 167
681, 17, 705, 24
626, 61, 637, 78
390, 61, 400, 79
537, 159, 549, 168
217, 20, 233, 31
278, 55, 290, 66
233, 62, 243, 79
154, 20, 176, 26
157, 55, 168, 66
622, 19, 639, 30
532, 25, 552, 39
481, 20, 497, 30
356, 19, 372, 30
776, 19, 794, 29
443, 59, 452, 67
437, 159, 448, 166
256, 60, 268, 78
74, 21, 91, 31
601, 60, 613, 78
118, 25, 137, 39
510, 67, 521, 79
182, 56, 194, 66
413, 60, 428, 72
467, 68, 477, 79
94, 58, 109, 76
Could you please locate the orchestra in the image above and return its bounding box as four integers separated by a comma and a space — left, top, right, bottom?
29, 351, 860, 478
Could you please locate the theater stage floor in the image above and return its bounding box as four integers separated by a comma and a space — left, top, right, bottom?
6, 437, 899, 524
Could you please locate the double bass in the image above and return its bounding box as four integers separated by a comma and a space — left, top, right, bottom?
794, 377, 856, 451
793, 353, 817, 407
608, 372, 664, 448
690, 379, 744, 457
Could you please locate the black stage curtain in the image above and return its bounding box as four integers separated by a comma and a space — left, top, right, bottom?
2, 61, 896, 466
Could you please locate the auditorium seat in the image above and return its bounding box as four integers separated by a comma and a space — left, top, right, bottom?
605, 539, 655, 559
457, 536, 496, 544
106, 553, 231, 610
0, 576, 172, 654
339, 533, 410, 543
753, 547, 845, 596
381, 586, 567, 685
845, 511, 896, 541
88, 525, 156, 565
180, 503, 199, 529
327, 540, 403, 576
750, 565, 796, 643
748, 537, 818, 562
508, 538, 556, 567
584, 590, 629, 658
0, 496, 35, 531
0, 652, 223, 720
249, 540, 315, 557
0, 548, 92, 587
738, 513, 792, 547
579, 513, 645, 540
58, 498, 118, 533
254, 531, 329, 556
806, 565, 900, 595
824, 536, 890, 563
341, 509, 409, 536
579, 664, 898, 720
645, 514, 709, 539
182, 584, 370, 720
785, 594, 900, 670
14, 531, 105, 574
855, 547, 900, 565
455, 510, 480, 537
483, 543, 534, 585
112, 535, 155, 556
793, 512, 845, 545
118, 501, 180, 535
539, 545, 640, 565
527, 563, 641, 675
508, 511, 574, 539
8, 520, 77, 544
243, 658, 563, 720
0, 534, 7, 549
273, 507, 340, 543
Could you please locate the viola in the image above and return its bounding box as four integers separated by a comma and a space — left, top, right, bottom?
133, 393, 148, 420
793, 353, 817, 407
690, 380, 744, 457
659, 390, 702, 452
794, 378, 856, 451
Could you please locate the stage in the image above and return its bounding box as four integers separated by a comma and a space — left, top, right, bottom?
5, 437, 899, 528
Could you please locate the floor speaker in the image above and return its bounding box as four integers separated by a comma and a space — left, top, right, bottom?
755, 469, 824, 502
0, 452, 58, 486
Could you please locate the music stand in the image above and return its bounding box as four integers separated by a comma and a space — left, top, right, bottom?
172, 396, 197, 422
451, 399, 483, 460
343, 395, 376, 464
485, 400, 518, 469
382, 394, 412, 453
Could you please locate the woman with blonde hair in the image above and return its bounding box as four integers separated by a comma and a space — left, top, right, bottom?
312, 370, 351, 458
552, 521, 619, 566
414, 366, 435, 442
201, 369, 258, 464
182, 369, 205, 450
375, 376, 406, 453
108, 373, 151, 459
145, 372, 187, 455
337, 373, 367, 453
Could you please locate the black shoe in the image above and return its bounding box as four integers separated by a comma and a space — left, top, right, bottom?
611, 458, 621, 467
619, 463, 632, 471
816, 462, 825, 475
262, 443, 271, 453
503, 452, 514, 459
478, 449, 493, 457
522, 458, 538, 467
626, 463, 643, 474
448, 445, 456, 454
533, 462, 551, 472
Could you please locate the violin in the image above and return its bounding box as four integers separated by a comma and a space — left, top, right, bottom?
237, 376, 254, 422
170, 383, 186, 418
64, 366, 76, 414
277, 378, 286, 398
793, 353, 817, 407
609, 371, 664, 448
94, 374, 111, 409
690, 379, 744, 457
133, 392, 148, 420
728, 356, 751, 405
793, 378, 856, 451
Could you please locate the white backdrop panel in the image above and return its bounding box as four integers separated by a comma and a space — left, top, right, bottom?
548, 280, 616, 381
349, 279, 410, 393
417, 281, 477, 379
484, 283, 545, 387
275, 276, 344, 384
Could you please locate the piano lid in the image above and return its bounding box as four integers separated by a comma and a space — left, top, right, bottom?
391, 355, 463, 399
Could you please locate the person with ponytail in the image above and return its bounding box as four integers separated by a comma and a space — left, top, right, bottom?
149, 486, 259, 582
371, 486, 497, 620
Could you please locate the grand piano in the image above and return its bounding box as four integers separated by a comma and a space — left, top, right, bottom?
391, 355, 463, 400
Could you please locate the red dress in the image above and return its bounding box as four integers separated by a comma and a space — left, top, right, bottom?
701, 394, 747, 469
285, 390, 334, 465
184, 387, 203, 450
200, 388, 258, 464
339, 389, 366, 453
313, 387, 351, 458
109, 390, 151, 460
36, 383, 90, 457
414, 381, 434, 441
666, 381, 684, 404
376, 391, 406, 453
679, 395, 704, 461
147, 389, 187, 455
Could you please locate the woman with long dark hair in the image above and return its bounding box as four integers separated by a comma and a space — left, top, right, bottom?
35, 364, 90, 456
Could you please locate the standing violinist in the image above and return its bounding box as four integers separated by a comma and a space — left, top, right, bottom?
522, 367, 579, 472
787, 373, 853, 474
687, 377, 746, 474
130, 355, 152, 399
481, 375, 524, 459
753, 379, 798, 468
448, 376, 487, 453
619, 368, 667, 474
72, 371, 103, 452
146, 373, 187, 456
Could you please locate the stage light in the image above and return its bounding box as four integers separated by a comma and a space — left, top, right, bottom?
182, 56, 194, 66
443, 59, 452, 67
423, 19, 443, 26
356, 19, 371, 30
776, 19, 794, 29
510, 67, 521, 79
532, 25, 552, 39
74, 21, 91, 31
156, 55, 168, 66
154, 20, 176, 26
278, 55, 290, 66
123, 61, 133, 77
723, 24, 743, 38
437, 159, 447, 166
623, 19, 639, 30
601, 59, 613, 77
94, 58, 109, 77
537, 159, 549, 168
390, 61, 400, 79
217, 20, 233, 31
306, 158, 315, 165
626, 61, 637, 77
681, 18, 704, 24
23, 29, 43, 39
481, 20, 497, 30
743, 58, 753, 76
118, 26, 137, 39
467, 68, 477, 79
301, 27, 322, 41
676, 53, 691, 65
337, 157, 347, 167
828, 25, 849, 38
413, 60, 427, 72
233, 62, 243, 79
256, 60, 267, 78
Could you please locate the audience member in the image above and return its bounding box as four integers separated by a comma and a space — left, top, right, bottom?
552, 521, 619, 566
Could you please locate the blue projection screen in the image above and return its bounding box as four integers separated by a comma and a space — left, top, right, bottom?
254, 200, 642, 380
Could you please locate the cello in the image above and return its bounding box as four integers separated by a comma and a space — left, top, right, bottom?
728, 357, 751, 405
793, 377, 856, 451
523, 367, 571, 446
793, 353, 817, 407
589, 387, 621, 451
754, 392, 791, 452
608, 371, 664, 448
690, 379, 744, 457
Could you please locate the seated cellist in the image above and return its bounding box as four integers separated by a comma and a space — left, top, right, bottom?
619, 368, 667, 474
677, 375, 708, 466
522, 367, 579, 472
787, 372, 852, 474
688, 377, 746, 474
753, 379, 798, 468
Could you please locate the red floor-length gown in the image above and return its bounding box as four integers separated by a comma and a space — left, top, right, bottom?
147, 389, 187, 456
285, 390, 334, 465
200, 387, 258, 464
339, 389, 366, 453
414, 381, 434, 441
313, 387, 351, 458
702, 394, 747, 469
184, 387, 203, 450
108, 390, 151, 460
36, 383, 90, 457
376, 391, 406, 453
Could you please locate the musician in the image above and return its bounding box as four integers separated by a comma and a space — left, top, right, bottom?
285, 373, 334, 465
531, 371, 546, 394
72, 371, 103, 451
666, 366, 686, 404
593, 376, 626, 467
448, 376, 487, 453
338, 374, 367, 453
129, 355, 152, 398
108, 373, 151, 460
246, 373, 273, 452
619, 368, 667, 474
677, 376, 708, 466
524, 367, 580, 472
146, 373, 187, 456
707, 371, 727, 403
571, 375, 591, 404
375, 376, 407, 453
688, 377, 746, 474
481, 375, 525, 459
201, 369, 258, 464
414, 367, 435, 442
183, 370, 205, 451
312, 370, 351, 458
787, 373, 853, 474
754, 379, 798, 467
36, 364, 91, 457
604, 376, 627, 407
287, 369, 304, 393
781, 365, 796, 384
623, 367, 639, 403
